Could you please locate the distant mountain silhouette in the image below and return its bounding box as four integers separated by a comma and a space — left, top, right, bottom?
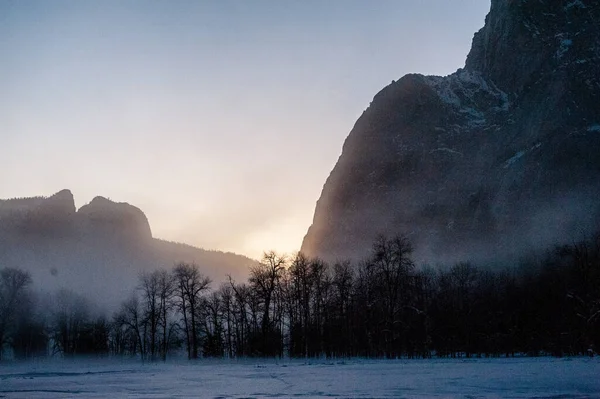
302, 0, 600, 264
0, 190, 254, 309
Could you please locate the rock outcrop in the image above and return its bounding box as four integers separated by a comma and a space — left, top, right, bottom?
78, 196, 152, 242
0, 189, 76, 236
302, 0, 600, 264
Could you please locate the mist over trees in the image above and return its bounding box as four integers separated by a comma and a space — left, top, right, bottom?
1, 232, 599, 361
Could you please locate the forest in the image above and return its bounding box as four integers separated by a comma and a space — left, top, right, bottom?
1, 233, 599, 361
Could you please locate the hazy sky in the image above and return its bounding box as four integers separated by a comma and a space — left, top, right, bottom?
0, 0, 490, 259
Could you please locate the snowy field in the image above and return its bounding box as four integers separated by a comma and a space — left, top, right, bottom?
1, 357, 599, 398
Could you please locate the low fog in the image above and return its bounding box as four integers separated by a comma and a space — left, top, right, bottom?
0, 191, 254, 312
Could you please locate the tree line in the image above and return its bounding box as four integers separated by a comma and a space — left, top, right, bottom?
1, 233, 599, 360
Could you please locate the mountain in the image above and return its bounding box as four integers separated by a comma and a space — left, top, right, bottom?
302, 0, 600, 264
0, 190, 254, 309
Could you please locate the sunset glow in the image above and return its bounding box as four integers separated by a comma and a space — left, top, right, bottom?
0, 1, 489, 259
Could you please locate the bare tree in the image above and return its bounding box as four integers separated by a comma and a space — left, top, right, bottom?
114, 294, 146, 359
202, 291, 224, 357
157, 270, 176, 361
50, 289, 90, 357
218, 284, 235, 358
138, 269, 176, 361
288, 252, 312, 357
139, 271, 160, 360
227, 276, 251, 356
0, 268, 32, 360
173, 262, 211, 359
369, 234, 415, 357
331, 260, 353, 356
249, 251, 286, 356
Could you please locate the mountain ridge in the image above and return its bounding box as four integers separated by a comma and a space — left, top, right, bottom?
0, 190, 254, 308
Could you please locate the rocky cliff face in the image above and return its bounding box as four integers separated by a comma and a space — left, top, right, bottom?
301, 0, 600, 264
0, 189, 77, 236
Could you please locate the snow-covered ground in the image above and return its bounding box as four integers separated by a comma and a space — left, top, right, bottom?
1, 357, 599, 398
